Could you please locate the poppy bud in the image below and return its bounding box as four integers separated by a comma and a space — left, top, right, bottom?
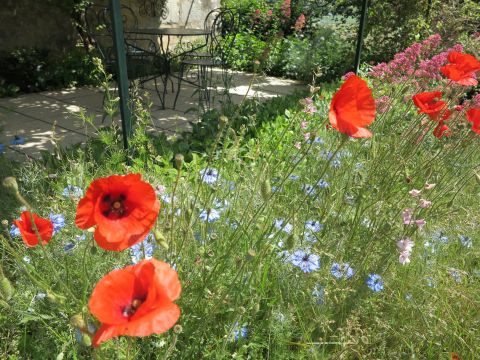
174, 154, 184, 170
0, 277, 14, 301
261, 178, 271, 200
70, 314, 87, 330
2, 177, 19, 193
90, 246, 97, 255
285, 234, 297, 250
153, 229, 166, 243
227, 128, 237, 142
219, 115, 229, 130
1, 219, 8, 227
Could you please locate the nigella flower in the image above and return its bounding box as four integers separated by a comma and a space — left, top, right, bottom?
76, 234, 86, 241
330, 262, 355, 279
331, 159, 341, 169
320, 150, 333, 160
288, 249, 321, 273
199, 168, 220, 185
49, 213, 66, 235
425, 277, 435, 288
288, 174, 300, 181
10, 135, 25, 145
458, 235, 472, 248
232, 323, 248, 340
64, 242, 76, 252
307, 136, 324, 144
302, 184, 316, 196
312, 284, 325, 305
62, 185, 83, 198
366, 273, 384, 292
305, 220, 323, 233
130, 233, 156, 264
432, 230, 448, 243
212, 198, 229, 212
199, 208, 220, 223
274, 219, 293, 234
449, 269, 462, 283
9, 224, 21, 237
316, 179, 329, 189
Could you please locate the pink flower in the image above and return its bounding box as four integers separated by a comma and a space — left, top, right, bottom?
342, 71, 355, 80
303, 132, 310, 141
424, 182, 436, 190
266, 9, 273, 17
409, 189, 421, 197
294, 142, 301, 150
294, 13, 306, 31
399, 251, 411, 265
397, 237, 414, 252
375, 96, 391, 114
415, 219, 426, 229
419, 199, 432, 208
402, 208, 413, 224
301, 121, 308, 129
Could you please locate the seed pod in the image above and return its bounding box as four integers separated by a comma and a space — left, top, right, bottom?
173, 324, 183, 334
81, 333, 92, 347
0, 277, 14, 301
261, 178, 271, 200
219, 115, 229, 130
174, 154, 184, 170
2, 177, 19, 193
70, 314, 86, 330
153, 229, 166, 244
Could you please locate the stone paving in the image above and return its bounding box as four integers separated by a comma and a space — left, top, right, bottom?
0, 70, 305, 161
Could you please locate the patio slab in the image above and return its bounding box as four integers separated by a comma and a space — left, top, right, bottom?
0, 70, 305, 160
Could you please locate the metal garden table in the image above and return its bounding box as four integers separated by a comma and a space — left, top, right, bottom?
127, 28, 211, 108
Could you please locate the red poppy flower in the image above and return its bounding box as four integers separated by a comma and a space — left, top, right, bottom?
13, 211, 53, 247
75, 174, 160, 252
412, 91, 448, 120
440, 51, 480, 86
329, 75, 376, 138
433, 121, 451, 138
89, 259, 181, 347
466, 108, 480, 134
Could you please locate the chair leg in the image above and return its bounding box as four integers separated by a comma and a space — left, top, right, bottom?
173, 63, 185, 110
153, 76, 165, 109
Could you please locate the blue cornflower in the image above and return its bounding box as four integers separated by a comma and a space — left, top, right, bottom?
233, 323, 248, 340
458, 235, 472, 248
9, 225, 21, 238
62, 185, 83, 198
199, 208, 220, 223
288, 250, 321, 273
312, 284, 325, 305
274, 219, 293, 234
305, 220, 323, 233
49, 213, 65, 235
271, 185, 282, 193
366, 274, 384, 292
10, 135, 25, 145
304, 232, 317, 243
355, 162, 364, 170
316, 179, 329, 189
0, 143, 5, 155
302, 184, 316, 196
331, 159, 341, 169
330, 262, 355, 279
289, 174, 300, 181
130, 233, 156, 264
199, 168, 220, 185
64, 243, 76, 252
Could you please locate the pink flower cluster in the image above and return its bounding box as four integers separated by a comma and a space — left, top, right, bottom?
280, 0, 291, 19
294, 13, 306, 32
369, 34, 466, 84
375, 95, 391, 114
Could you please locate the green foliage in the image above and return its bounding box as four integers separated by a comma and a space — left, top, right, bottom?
0, 48, 103, 97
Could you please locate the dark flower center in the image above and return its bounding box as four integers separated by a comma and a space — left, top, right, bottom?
101, 194, 128, 219
302, 255, 310, 262
122, 297, 144, 318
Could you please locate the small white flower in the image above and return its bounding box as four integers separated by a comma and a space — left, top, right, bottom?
397, 238, 414, 252
399, 251, 411, 265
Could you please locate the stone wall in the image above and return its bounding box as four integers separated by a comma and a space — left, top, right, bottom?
0, 0, 220, 53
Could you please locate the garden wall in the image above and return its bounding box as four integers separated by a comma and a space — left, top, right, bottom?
0, 0, 220, 53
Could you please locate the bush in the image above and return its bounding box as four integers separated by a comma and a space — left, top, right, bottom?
0, 47, 102, 97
